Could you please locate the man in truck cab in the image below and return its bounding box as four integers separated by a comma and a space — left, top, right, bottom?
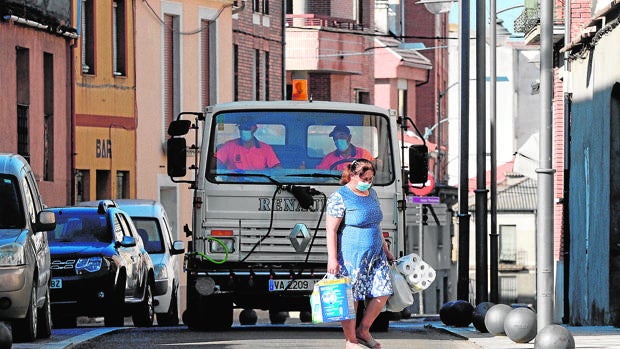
214, 121, 282, 170
316, 125, 373, 170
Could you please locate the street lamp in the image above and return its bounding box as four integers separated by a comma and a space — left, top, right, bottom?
415, 0, 455, 15
417, 0, 471, 302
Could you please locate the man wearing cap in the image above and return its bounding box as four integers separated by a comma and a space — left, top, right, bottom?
316, 125, 373, 170
214, 121, 281, 170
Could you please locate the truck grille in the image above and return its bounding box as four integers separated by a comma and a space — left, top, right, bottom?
239, 227, 327, 258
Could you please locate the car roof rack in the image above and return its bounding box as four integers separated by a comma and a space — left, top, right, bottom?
97, 199, 118, 214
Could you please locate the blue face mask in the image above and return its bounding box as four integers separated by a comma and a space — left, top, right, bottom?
356, 181, 372, 191
335, 139, 349, 152
240, 130, 253, 142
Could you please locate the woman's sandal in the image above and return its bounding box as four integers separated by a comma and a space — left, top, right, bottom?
356, 336, 381, 349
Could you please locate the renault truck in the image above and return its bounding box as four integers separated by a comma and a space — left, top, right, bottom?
166, 100, 428, 330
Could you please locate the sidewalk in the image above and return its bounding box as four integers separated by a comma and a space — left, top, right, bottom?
431, 322, 620, 349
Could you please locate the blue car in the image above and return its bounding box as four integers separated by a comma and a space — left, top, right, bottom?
47, 200, 155, 328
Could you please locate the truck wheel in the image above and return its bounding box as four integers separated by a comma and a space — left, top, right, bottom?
187, 294, 233, 331
36, 287, 52, 338
156, 286, 179, 326
239, 309, 257, 325
299, 311, 313, 323
12, 282, 37, 342
132, 281, 154, 327
269, 310, 289, 324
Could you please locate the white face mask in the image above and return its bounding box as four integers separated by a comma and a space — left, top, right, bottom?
356, 181, 372, 191
240, 130, 253, 142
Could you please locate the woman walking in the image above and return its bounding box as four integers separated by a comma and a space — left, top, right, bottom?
326, 158, 395, 349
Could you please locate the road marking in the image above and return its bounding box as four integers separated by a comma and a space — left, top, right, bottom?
40, 328, 121, 349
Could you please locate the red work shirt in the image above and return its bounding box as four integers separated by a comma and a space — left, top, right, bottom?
215, 138, 280, 170
316, 146, 373, 170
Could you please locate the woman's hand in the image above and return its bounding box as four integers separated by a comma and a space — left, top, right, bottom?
327, 257, 340, 275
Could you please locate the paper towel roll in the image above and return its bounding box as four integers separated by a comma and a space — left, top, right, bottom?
406, 272, 421, 285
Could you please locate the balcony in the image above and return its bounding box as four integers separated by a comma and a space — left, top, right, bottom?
0, 0, 72, 28
285, 14, 369, 74
285, 14, 366, 31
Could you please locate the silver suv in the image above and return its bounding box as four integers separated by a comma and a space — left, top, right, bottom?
0, 153, 56, 342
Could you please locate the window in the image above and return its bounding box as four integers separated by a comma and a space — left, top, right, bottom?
44, 53, 54, 181
253, 0, 259, 12
233, 44, 239, 101
112, 0, 126, 76
81, 0, 95, 74
16, 47, 30, 162
499, 224, 517, 263
164, 14, 180, 129
255, 49, 260, 100
116, 171, 129, 199
265, 51, 270, 101
262, 0, 269, 15
201, 19, 211, 109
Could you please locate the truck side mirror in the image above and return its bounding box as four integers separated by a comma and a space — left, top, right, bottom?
168, 120, 191, 136
408, 145, 429, 183
167, 137, 187, 177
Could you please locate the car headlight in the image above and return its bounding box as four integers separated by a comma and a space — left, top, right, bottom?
0, 243, 25, 266
75, 256, 102, 274
210, 238, 235, 253
154, 263, 168, 281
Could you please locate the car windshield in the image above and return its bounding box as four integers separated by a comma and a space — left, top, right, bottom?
0, 175, 25, 229
206, 109, 395, 185
131, 218, 165, 254
48, 211, 111, 244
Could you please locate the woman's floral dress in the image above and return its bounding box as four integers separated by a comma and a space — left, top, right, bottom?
327, 186, 392, 301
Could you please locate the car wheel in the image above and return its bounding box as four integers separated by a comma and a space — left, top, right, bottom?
156, 285, 179, 326
269, 310, 289, 324
12, 281, 37, 342
36, 286, 52, 338
104, 274, 126, 327
132, 280, 154, 327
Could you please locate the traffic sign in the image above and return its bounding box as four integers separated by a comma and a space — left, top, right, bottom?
407, 196, 440, 205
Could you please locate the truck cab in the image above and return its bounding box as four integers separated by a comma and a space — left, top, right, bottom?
167, 101, 427, 330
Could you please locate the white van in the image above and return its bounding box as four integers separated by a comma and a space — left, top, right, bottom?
0, 153, 56, 341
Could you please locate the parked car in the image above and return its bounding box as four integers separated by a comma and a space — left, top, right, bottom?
114, 199, 185, 326
47, 200, 155, 328
0, 153, 56, 342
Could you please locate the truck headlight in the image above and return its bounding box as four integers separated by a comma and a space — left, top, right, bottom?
154, 263, 168, 281
75, 256, 102, 274
210, 238, 235, 253
0, 243, 25, 266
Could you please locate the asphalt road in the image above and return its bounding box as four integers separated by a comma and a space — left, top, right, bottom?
5, 312, 479, 349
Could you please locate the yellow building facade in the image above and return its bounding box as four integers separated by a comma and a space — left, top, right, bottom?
73, 0, 137, 202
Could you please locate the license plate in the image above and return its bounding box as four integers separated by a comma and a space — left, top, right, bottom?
51, 278, 62, 289
269, 279, 317, 292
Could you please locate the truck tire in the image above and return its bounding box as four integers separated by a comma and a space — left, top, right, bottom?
269, 310, 289, 324
186, 294, 233, 331
12, 282, 37, 342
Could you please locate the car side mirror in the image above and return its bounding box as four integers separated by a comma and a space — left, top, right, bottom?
408, 145, 429, 184
34, 210, 56, 233
119, 235, 136, 248
171, 240, 185, 255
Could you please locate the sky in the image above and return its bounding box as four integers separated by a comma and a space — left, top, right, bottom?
447, 0, 525, 34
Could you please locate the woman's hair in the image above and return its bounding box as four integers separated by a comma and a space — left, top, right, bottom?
340, 158, 375, 185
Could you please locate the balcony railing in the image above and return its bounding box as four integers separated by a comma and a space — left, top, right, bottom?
514, 7, 540, 34
285, 14, 366, 31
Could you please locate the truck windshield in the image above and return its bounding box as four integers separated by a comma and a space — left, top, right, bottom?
206, 109, 395, 185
